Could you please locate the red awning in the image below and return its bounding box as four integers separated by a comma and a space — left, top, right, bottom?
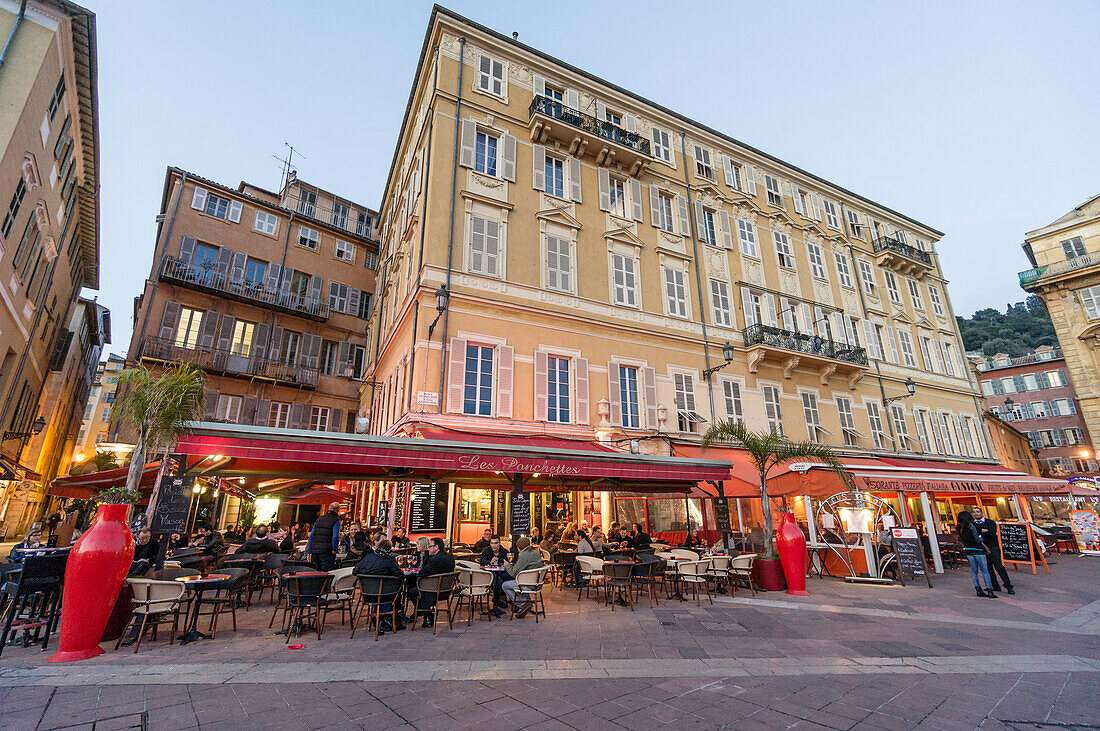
672, 445, 764, 497
284, 486, 354, 505
50, 462, 162, 500
174, 423, 730, 493
413, 426, 618, 453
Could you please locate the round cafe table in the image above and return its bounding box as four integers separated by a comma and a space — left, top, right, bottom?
175, 573, 230, 644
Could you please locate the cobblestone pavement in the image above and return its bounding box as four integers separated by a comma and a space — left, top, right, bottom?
1, 554, 1098, 730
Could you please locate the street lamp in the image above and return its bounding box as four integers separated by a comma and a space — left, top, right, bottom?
703, 341, 736, 381
3, 416, 46, 443
427, 284, 450, 336
883, 377, 917, 407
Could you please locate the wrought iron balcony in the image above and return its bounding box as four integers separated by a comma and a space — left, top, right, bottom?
140, 337, 319, 389
872, 235, 933, 275
160, 256, 328, 321
742, 323, 868, 386
1019, 252, 1099, 289
528, 95, 650, 173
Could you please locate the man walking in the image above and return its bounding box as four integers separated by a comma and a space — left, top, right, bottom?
308, 502, 342, 571
973, 507, 1015, 594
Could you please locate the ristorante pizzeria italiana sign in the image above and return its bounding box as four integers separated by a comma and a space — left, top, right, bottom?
857, 475, 1066, 495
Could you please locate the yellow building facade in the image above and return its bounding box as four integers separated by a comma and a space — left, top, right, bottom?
363, 8, 993, 538
1021, 194, 1100, 458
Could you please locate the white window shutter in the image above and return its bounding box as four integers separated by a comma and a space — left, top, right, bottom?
831, 313, 846, 344
496, 345, 514, 418
694, 201, 706, 239
863, 321, 880, 360
265, 262, 281, 293
575, 357, 590, 425
885, 326, 900, 363
607, 363, 622, 426
741, 287, 756, 327
801, 303, 814, 334
811, 192, 823, 220
459, 119, 476, 168
814, 306, 826, 337
719, 209, 733, 249
227, 200, 243, 223
595, 100, 606, 120
446, 338, 467, 413
764, 294, 778, 327
534, 350, 549, 422
643, 366, 658, 429
791, 186, 805, 215
677, 195, 690, 235
229, 252, 247, 284
624, 114, 637, 133
179, 236, 196, 264
566, 89, 579, 109
649, 184, 660, 227
532, 145, 545, 191
631, 179, 643, 222
722, 155, 734, 187
191, 186, 207, 210
598, 167, 611, 212
780, 297, 795, 331
532, 74, 544, 98
744, 165, 757, 195
502, 134, 516, 182
569, 158, 582, 202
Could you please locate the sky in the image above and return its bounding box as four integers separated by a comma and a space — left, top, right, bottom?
88, 0, 1100, 354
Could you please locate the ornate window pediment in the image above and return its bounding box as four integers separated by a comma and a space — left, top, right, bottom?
22, 153, 41, 190
535, 206, 582, 230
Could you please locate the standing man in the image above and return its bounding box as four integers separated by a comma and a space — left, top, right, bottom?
973, 507, 1015, 594
308, 502, 342, 571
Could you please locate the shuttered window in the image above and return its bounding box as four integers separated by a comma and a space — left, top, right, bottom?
651, 128, 672, 163
763, 385, 784, 436
544, 155, 565, 198
834, 253, 853, 287
694, 146, 713, 179
656, 191, 674, 232
823, 200, 839, 229
463, 344, 494, 416
802, 393, 822, 442
892, 405, 912, 450
898, 329, 917, 367
468, 216, 500, 276
215, 395, 241, 423
298, 226, 319, 250
547, 356, 571, 423
174, 308, 203, 349
475, 131, 498, 176
545, 235, 572, 292
309, 406, 330, 431
737, 219, 758, 257
907, 278, 924, 310
867, 401, 886, 449
608, 177, 627, 217
477, 55, 505, 96
335, 239, 354, 263
884, 271, 901, 303
837, 397, 859, 446
764, 175, 782, 207
710, 279, 732, 327
807, 243, 826, 279
269, 402, 291, 429
773, 231, 795, 269
254, 210, 278, 235
722, 380, 743, 424
858, 260, 876, 295
664, 267, 689, 318
230, 321, 254, 356
610, 253, 637, 307
619, 365, 640, 429
1079, 285, 1100, 319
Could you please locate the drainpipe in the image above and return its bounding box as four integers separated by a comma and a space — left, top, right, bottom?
436, 36, 466, 412
405, 45, 441, 412
679, 133, 718, 425
839, 200, 897, 451
0, 0, 27, 74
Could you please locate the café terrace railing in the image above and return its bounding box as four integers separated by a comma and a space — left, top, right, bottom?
140, 337, 319, 388
872, 235, 934, 267
528, 95, 652, 157
743, 323, 869, 367
1019, 252, 1099, 288
160, 256, 329, 321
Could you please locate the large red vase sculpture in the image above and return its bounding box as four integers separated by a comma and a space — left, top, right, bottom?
48, 503, 134, 662
776, 512, 809, 596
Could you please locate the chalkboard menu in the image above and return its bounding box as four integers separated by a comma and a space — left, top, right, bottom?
409, 483, 446, 533
494, 490, 508, 536
890, 528, 931, 586
714, 498, 732, 534
392, 482, 408, 531
150, 476, 192, 535
509, 490, 530, 537
998, 521, 1033, 564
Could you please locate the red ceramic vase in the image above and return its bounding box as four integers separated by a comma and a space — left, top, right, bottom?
776, 512, 809, 596
48, 503, 134, 662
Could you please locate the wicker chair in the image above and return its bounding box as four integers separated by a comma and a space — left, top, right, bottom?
669, 549, 700, 561
631, 556, 662, 607
115, 579, 186, 653
413, 572, 458, 635
153, 567, 200, 581
193, 567, 250, 638
677, 560, 712, 605
281, 573, 333, 643
510, 566, 550, 622
707, 555, 732, 593
573, 555, 605, 600
453, 568, 495, 623
730, 553, 757, 596
603, 561, 634, 612
319, 567, 357, 629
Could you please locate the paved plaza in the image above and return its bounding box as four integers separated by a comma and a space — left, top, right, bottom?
1, 555, 1098, 730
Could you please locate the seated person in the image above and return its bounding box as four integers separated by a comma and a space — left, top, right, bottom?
353, 539, 405, 633
340, 521, 363, 552
129, 528, 160, 576
391, 526, 411, 549
528, 526, 542, 547
478, 534, 510, 567
680, 527, 703, 549
471, 528, 493, 554
606, 522, 625, 546
589, 526, 606, 556
413, 537, 455, 627
2, 527, 45, 580
559, 522, 578, 543
346, 531, 372, 561
630, 522, 652, 550
575, 529, 596, 555
501, 537, 543, 619
238, 524, 279, 555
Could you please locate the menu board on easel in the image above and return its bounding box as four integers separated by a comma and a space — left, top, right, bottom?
891, 528, 932, 587
150, 476, 192, 535
509, 491, 530, 538
714, 498, 732, 534
998, 521, 1050, 575
409, 483, 446, 533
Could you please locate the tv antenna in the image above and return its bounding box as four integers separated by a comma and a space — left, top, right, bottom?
273, 142, 305, 192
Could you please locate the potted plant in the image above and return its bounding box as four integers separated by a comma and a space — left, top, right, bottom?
48, 486, 139, 662
702, 421, 850, 593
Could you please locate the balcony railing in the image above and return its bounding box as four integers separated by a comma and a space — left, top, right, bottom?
872, 236, 933, 267
161, 256, 329, 321
743, 324, 869, 367
529, 95, 651, 157
140, 337, 319, 388
1019, 252, 1098, 288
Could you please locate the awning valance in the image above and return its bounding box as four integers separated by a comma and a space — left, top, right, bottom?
50, 462, 162, 500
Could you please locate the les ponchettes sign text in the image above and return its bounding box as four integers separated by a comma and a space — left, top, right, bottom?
456, 454, 583, 476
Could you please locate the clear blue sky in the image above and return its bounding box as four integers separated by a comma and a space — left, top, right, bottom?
90, 0, 1100, 353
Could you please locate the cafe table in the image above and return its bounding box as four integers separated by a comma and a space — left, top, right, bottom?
174, 573, 230, 644
665, 557, 690, 602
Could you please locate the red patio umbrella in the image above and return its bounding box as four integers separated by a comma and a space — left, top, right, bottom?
283, 486, 353, 505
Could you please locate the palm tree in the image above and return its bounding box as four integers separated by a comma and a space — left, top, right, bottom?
114, 363, 205, 513
702, 420, 850, 556
78, 450, 118, 474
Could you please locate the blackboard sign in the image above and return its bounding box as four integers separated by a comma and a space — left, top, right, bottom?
714, 497, 732, 534
891, 528, 931, 587
998, 521, 1033, 564
392, 482, 408, 531
509, 490, 530, 537
493, 490, 508, 536
150, 476, 192, 535
409, 483, 446, 533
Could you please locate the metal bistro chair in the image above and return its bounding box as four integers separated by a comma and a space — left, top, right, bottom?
510, 566, 550, 622
154, 567, 200, 581
350, 574, 405, 641
453, 568, 495, 624
0, 553, 67, 657
412, 572, 458, 635
631, 555, 662, 608
319, 568, 357, 629
678, 560, 713, 606
218, 556, 263, 607
269, 565, 315, 629
730, 553, 757, 596
573, 555, 605, 601
193, 567, 250, 638
550, 551, 576, 588
603, 561, 634, 612
115, 579, 186, 653
255, 553, 288, 604
281, 573, 333, 643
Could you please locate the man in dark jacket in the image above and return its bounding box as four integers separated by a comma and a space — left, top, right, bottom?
471, 528, 493, 554
630, 523, 652, 550
308, 502, 342, 571
479, 535, 511, 614
973, 508, 1015, 594
353, 540, 405, 633
414, 537, 455, 627
238, 524, 279, 555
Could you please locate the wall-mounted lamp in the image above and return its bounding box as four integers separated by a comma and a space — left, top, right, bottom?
883, 377, 917, 407
703, 342, 736, 381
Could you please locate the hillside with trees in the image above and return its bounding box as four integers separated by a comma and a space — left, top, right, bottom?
956, 295, 1059, 357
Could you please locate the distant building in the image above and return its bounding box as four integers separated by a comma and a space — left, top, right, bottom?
0, 1, 101, 538
1020, 194, 1100, 462
980, 410, 1041, 476
74, 353, 124, 457
972, 346, 1096, 477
